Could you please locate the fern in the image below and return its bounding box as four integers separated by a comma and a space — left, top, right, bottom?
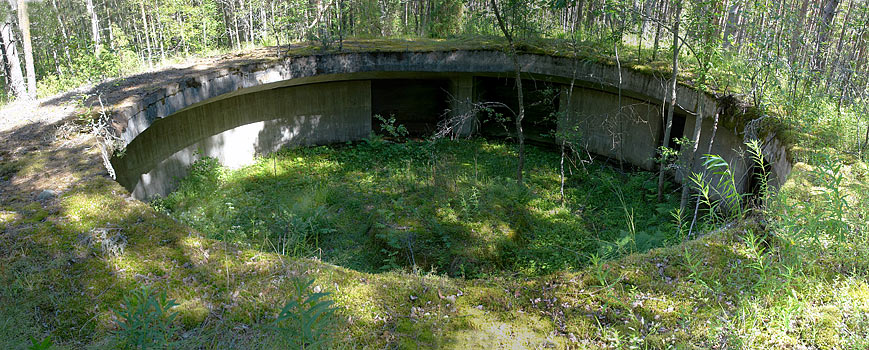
273, 277, 337, 350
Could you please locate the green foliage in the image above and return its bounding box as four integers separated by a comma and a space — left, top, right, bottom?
701, 154, 744, 219
152, 155, 223, 213
670, 207, 687, 241
157, 139, 679, 277
113, 286, 179, 350
36, 49, 130, 98
272, 205, 335, 257
743, 229, 772, 290
681, 245, 712, 295
809, 154, 850, 238
373, 114, 409, 141
426, 0, 464, 37
588, 253, 612, 288
746, 139, 769, 202
771, 152, 855, 258
26, 336, 53, 350
272, 277, 337, 350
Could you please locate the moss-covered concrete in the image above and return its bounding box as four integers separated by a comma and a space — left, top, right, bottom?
104, 48, 789, 199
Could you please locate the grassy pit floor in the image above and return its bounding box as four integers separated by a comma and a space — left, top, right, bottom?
1, 125, 868, 349
154, 138, 682, 278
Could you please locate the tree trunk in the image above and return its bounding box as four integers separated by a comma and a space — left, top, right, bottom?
638, 0, 652, 62
689, 107, 719, 236
259, 4, 267, 44
771, 0, 787, 56
50, 0, 72, 70
657, 0, 681, 202
0, 14, 25, 100
140, 1, 153, 67
680, 92, 703, 211
721, 2, 740, 48
733, 6, 746, 53
714, 0, 727, 39
233, 0, 241, 49
155, 1, 166, 61
16, 0, 34, 99
51, 48, 60, 76
651, 0, 666, 61
104, 0, 115, 50
827, 0, 854, 92
790, 0, 811, 67
87, 0, 102, 55
865, 118, 869, 152
814, 0, 840, 70
491, 0, 525, 186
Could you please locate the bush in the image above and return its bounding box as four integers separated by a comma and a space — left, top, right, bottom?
113, 286, 179, 350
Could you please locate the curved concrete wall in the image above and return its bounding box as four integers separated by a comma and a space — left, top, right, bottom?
113, 81, 371, 198
109, 50, 790, 200
111, 51, 718, 145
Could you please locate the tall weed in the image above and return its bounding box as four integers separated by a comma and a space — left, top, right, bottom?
113, 286, 179, 350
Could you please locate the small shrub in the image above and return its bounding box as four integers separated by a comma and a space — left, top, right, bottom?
746, 139, 770, 203
374, 114, 409, 141
689, 154, 745, 227
113, 286, 179, 350
809, 154, 850, 240
179, 156, 224, 195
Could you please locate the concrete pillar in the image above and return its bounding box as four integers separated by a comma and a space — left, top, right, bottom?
449, 75, 476, 137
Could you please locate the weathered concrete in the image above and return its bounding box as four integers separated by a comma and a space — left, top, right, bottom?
682, 113, 751, 193
761, 133, 792, 189
108, 50, 790, 201
559, 87, 662, 170
449, 75, 476, 136
113, 80, 371, 199
112, 51, 717, 146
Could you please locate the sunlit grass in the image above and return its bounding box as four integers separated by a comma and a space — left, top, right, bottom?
155, 138, 681, 278
2, 145, 868, 348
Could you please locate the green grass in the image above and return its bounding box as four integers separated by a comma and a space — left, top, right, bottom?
1, 137, 868, 348
155, 138, 681, 278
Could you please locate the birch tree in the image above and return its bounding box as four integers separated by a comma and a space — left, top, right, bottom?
87, 0, 102, 55
16, 0, 34, 98
1, 3, 24, 99
658, 0, 682, 202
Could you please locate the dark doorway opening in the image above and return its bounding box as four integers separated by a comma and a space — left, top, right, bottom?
475, 77, 559, 144
371, 79, 450, 136
746, 156, 772, 205
667, 113, 687, 150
